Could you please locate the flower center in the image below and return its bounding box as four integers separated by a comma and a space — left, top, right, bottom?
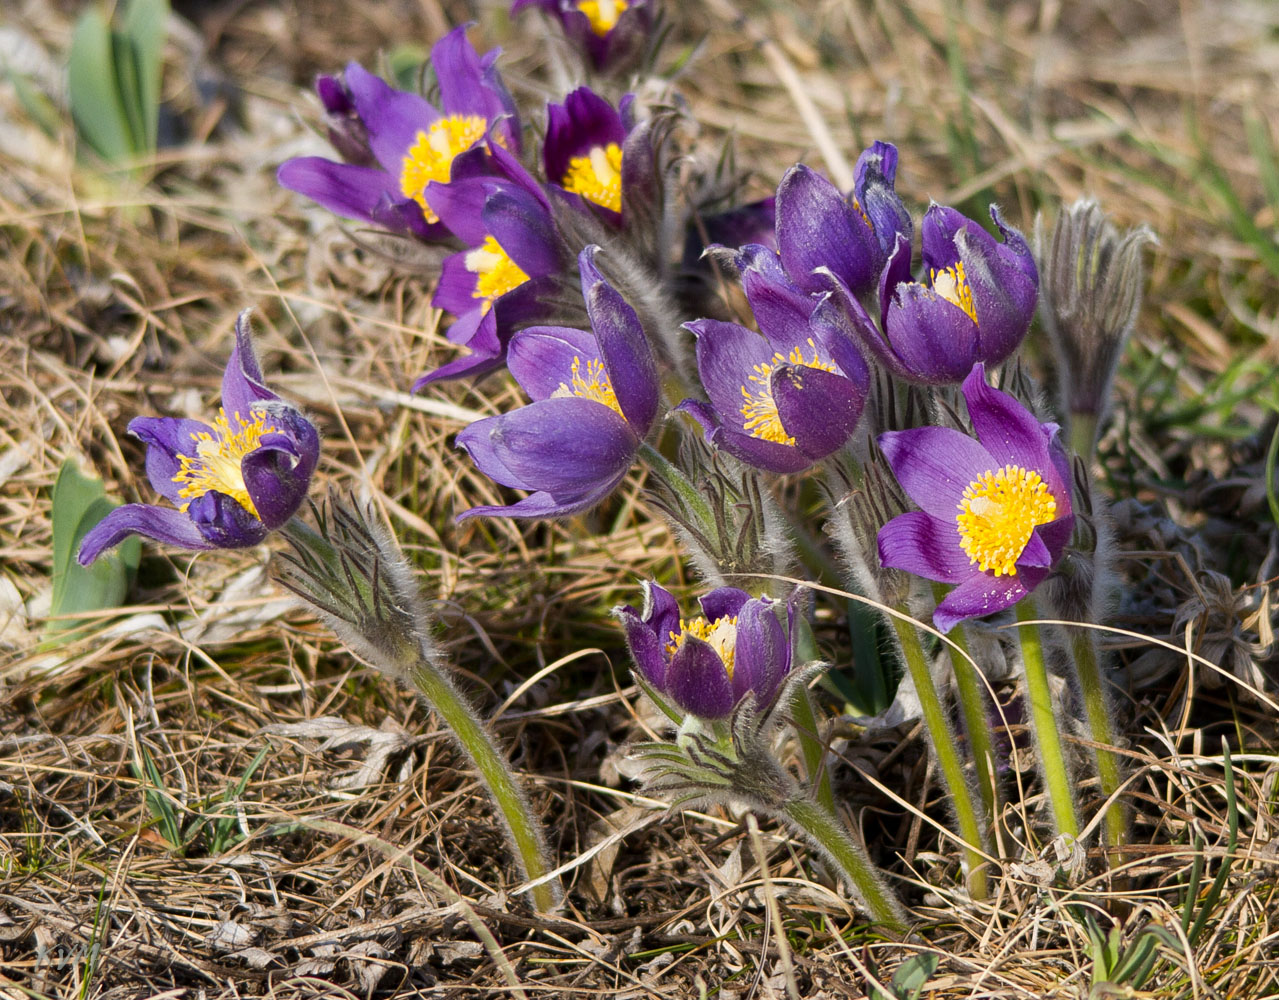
465, 235, 531, 308
739, 339, 838, 446
562, 143, 624, 213
955, 464, 1057, 576
551, 356, 624, 416
576, 0, 628, 35
930, 261, 978, 324
172, 408, 275, 518
400, 114, 489, 223
666, 615, 738, 676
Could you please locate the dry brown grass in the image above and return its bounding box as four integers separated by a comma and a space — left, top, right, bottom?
3, 0, 1279, 995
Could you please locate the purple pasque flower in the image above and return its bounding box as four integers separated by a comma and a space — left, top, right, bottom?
512, 0, 654, 71
277, 25, 520, 241
415, 175, 569, 386
682, 245, 870, 474
544, 87, 629, 218
78, 313, 319, 565
615, 582, 794, 720
775, 142, 910, 298
876, 363, 1074, 633
454, 246, 658, 518
834, 204, 1038, 384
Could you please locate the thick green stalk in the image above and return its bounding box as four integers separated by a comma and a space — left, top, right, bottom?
1069, 412, 1099, 465
409, 660, 561, 913
1068, 629, 1129, 856
781, 796, 907, 932
789, 682, 836, 815
638, 441, 716, 531
890, 612, 989, 899
1015, 599, 1080, 839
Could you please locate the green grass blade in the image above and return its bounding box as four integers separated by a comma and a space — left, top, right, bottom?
120, 0, 168, 152
68, 7, 136, 162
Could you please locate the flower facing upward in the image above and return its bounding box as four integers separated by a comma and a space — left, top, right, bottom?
277, 25, 520, 241
511, 0, 654, 71
876, 364, 1074, 632
544, 87, 629, 217
615, 582, 794, 720
454, 246, 658, 518
78, 313, 319, 565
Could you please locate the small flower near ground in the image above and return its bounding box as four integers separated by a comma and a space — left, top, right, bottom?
277, 25, 519, 241
544, 87, 629, 217
454, 246, 658, 518
876, 363, 1073, 632
682, 245, 869, 473
512, 0, 654, 72
78, 313, 319, 565
615, 581, 794, 720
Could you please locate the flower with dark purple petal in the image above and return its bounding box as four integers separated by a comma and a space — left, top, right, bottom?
776, 142, 910, 298
615, 581, 794, 720
512, 0, 654, 71
454, 246, 658, 518
833, 204, 1038, 384
682, 245, 870, 474
876, 363, 1073, 632
544, 87, 629, 217
277, 25, 520, 241
77, 313, 319, 566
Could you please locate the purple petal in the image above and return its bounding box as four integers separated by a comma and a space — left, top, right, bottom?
933, 572, 1030, 634
667, 637, 734, 719
485, 187, 561, 278
544, 87, 626, 185
810, 296, 870, 390
456, 473, 623, 520
580, 246, 658, 433
344, 62, 438, 176
961, 365, 1067, 500
770, 363, 864, 459
615, 603, 668, 690
414, 310, 505, 388
732, 598, 787, 707
276, 157, 406, 229
878, 231, 914, 328
507, 325, 602, 401
221, 312, 278, 423
877, 510, 976, 583
852, 141, 911, 255
688, 319, 775, 425
883, 284, 982, 383
643, 582, 682, 654
699, 587, 751, 622
776, 164, 878, 296
241, 405, 319, 530
433, 252, 482, 315
77, 504, 215, 565
424, 171, 497, 245
456, 414, 533, 490
711, 426, 814, 475
129, 416, 213, 504
185, 491, 270, 548
736, 245, 820, 349
878, 426, 996, 518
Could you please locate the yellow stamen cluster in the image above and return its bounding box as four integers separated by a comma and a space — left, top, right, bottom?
562, 143, 624, 213
576, 0, 628, 36
400, 114, 489, 222
666, 615, 739, 676
955, 464, 1057, 576
551, 356, 623, 416
172, 408, 275, 519
930, 261, 978, 324
466, 235, 531, 306
739, 339, 838, 445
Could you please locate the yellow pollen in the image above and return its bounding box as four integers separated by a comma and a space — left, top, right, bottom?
562, 143, 624, 213
465, 235, 531, 307
955, 464, 1057, 576
550, 356, 623, 416
739, 338, 838, 446
576, 0, 628, 35
930, 261, 978, 324
666, 615, 739, 676
172, 408, 276, 518
400, 114, 489, 222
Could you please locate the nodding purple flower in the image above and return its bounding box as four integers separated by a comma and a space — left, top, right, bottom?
876, 364, 1074, 633
453, 246, 659, 519
277, 25, 520, 241
615, 582, 795, 720
682, 245, 870, 474
775, 142, 911, 298
834, 204, 1038, 384
512, 0, 654, 72
77, 314, 319, 565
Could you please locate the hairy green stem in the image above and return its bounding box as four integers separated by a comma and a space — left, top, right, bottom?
1069, 412, 1099, 465
890, 612, 989, 899
780, 796, 907, 931
1015, 599, 1080, 839
791, 616, 836, 814
639, 441, 716, 531
1068, 629, 1129, 857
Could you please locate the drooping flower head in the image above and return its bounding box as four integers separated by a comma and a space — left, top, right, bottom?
682, 245, 869, 473
277, 25, 520, 241
876, 364, 1074, 632
454, 246, 659, 518
775, 142, 911, 299
835, 204, 1038, 384
512, 0, 654, 72
615, 582, 794, 720
78, 313, 319, 565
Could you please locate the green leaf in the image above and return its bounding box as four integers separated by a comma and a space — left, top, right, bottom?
120, 0, 168, 152
893, 952, 939, 1000
47, 459, 139, 637
68, 7, 137, 162
3, 68, 62, 137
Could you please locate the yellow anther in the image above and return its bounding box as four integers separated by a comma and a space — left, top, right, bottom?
666, 615, 739, 676
172, 408, 275, 518
466, 235, 531, 306
562, 143, 624, 213
576, 0, 628, 35
400, 114, 490, 222
955, 464, 1057, 576
551, 356, 623, 416
738, 339, 837, 445
930, 260, 978, 324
